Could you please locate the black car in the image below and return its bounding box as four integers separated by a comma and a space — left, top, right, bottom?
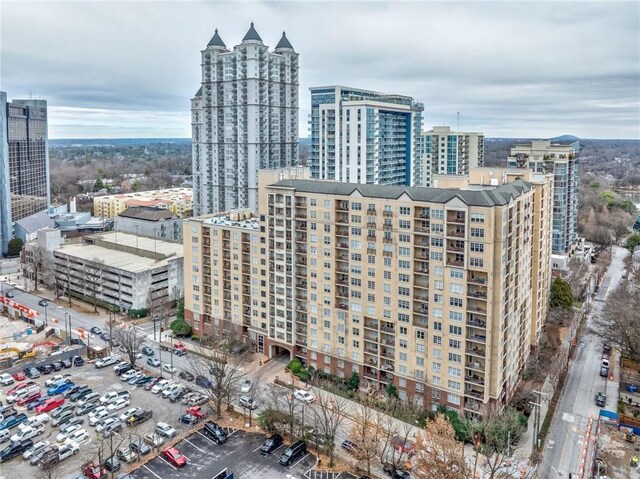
0, 439, 33, 463
134, 375, 154, 386
341, 439, 359, 454
179, 371, 194, 382
128, 409, 152, 426
38, 299, 49, 307
260, 433, 283, 455
170, 388, 191, 403
114, 363, 133, 376
129, 439, 151, 456
203, 421, 227, 444
141, 347, 154, 357
195, 375, 212, 388
278, 440, 306, 466
90, 327, 102, 335
595, 392, 606, 407
61, 358, 72, 369
383, 463, 412, 479
57, 415, 84, 430
72, 356, 85, 367
69, 387, 92, 402
179, 414, 200, 425
104, 456, 121, 472
144, 378, 161, 391
63, 384, 87, 398
51, 404, 75, 419
5, 291, 14, 298
30, 445, 57, 466
41, 364, 53, 375
603, 343, 612, 354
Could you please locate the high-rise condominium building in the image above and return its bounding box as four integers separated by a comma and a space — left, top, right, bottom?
507, 140, 579, 255
0, 92, 50, 255
191, 24, 299, 216
418, 126, 485, 187
184, 167, 553, 417
309, 86, 423, 186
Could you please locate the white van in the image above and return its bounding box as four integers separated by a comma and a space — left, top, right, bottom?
26, 413, 51, 428
6, 384, 41, 404
0, 373, 15, 386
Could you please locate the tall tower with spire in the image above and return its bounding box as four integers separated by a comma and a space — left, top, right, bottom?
192, 24, 299, 215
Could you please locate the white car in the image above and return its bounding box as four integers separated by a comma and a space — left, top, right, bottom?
107, 397, 130, 411
96, 417, 121, 434
113, 361, 129, 372
57, 441, 79, 460
293, 389, 315, 404
99, 391, 119, 405
0, 373, 15, 386
181, 392, 199, 404
161, 384, 183, 399
77, 392, 101, 407
154, 422, 177, 438
240, 379, 252, 393
45, 374, 70, 387
89, 409, 112, 426
22, 440, 50, 459
56, 424, 82, 442
63, 428, 89, 445
119, 407, 140, 422
120, 370, 138, 381
10, 425, 45, 443
151, 380, 171, 394
162, 364, 177, 375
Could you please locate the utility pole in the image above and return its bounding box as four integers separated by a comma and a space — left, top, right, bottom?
530, 389, 548, 452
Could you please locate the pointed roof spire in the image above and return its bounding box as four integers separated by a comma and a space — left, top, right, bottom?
242, 22, 262, 43
275, 31, 294, 51
207, 28, 226, 48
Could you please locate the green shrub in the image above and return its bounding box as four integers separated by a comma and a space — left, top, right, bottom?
170, 319, 191, 336
550, 277, 573, 310
127, 308, 149, 318
288, 359, 303, 373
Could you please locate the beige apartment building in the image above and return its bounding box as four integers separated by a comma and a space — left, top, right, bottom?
184, 168, 553, 417
93, 188, 193, 219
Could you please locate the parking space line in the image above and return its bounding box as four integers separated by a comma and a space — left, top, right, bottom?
196, 430, 217, 443
143, 465, 163, 479
290, 452, 310, 469
183, 438, 206, 453
159, 455, 178, 470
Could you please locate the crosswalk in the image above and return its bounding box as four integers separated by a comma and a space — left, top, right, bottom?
305, 470, 355, 479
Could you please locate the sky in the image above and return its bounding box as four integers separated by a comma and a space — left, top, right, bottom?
1, 0, 639, 139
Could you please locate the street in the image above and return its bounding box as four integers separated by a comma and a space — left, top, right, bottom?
541, 246, 627, 477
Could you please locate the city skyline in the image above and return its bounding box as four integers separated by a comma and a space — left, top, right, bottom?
2, 1, 638, 139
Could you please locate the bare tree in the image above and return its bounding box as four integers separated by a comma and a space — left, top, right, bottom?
112, 324, 147, 367
349, 403, 383, 477
83, 426, 129, 479
377, 416, 416, 474
412, 413, 470, 479
311, 390, 348, 467
188, 335, 250, 418
241, 368, 265, 427
84, 259, 104, 313
56, 256, 73, 306
25, 246, 48, 291
34, 460, 62, 479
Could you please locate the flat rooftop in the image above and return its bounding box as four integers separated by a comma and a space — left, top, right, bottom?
201, 210, 259, 230
93, 232, 183, 257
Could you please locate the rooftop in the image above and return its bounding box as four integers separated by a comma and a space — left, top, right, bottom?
92, 232, 183, 258
119, 206, 176, 221
270, 179, 532, 207
201, 210, 259, 230
95, 188, 192, 202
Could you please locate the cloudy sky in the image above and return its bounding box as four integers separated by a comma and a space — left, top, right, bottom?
2, 0, 638, 139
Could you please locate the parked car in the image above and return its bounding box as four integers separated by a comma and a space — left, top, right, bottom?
143, 433, 164, 447
293, 389, 314, 404
119, 408, 141, 422
202, 421, 227, 444
179, 371, 194, 382
72, 356, 85, 367
10, 424, 45, 443
259, 433, 283, 455
128, 409, 152, 426
4, 291, 14, 298
141, 346, 154, 356
61, 358, 72, 369
25, 413, 51, 429
0, 406, 17, 422
38, 299, 49, 307
600, 365, 609, 377
24, 367, 41, 379
27, 396, 50, 412
144, 377, 161, 391
51, 411, 75, 428
56, 424, 83, 442
90, 327, 102, 335
100, 391, 130, 405
51, 404, 75, 419
147, 357, 161, 368
82, 460, 108, 479
11, 372, 26, 381
35, 398, 65, 414
47, 382, 74, 397
278, 440, 307, 466
0, 438, 33, 463
102, 421, 123, 438
240, 379, 252, 393
134, 375, 154, 387
103, 455, 121, 472
116, 446, 138, 463
70, 388, 93, 402
63, 384, 87, 398
341, 439, 359, 454
155, 422, 176, 438
383, 463, 412, 479
63, 428, 89, 445
89, 408, 113, 426
179, 414, 199, 425
95, 355, 119, 368
127, 372, 145, 385
78, 392, 101, 407
100, 332, 110, 342
239, 396, 258, 410
162, 364, 177, 375
187, 394, 207, 406
17, 391, 42, 407
0, 374, 15, 386
195, 375, 212, 388
29, 444, 58, 466
129, 438, 151, 456
114, 363, 133, 376
163, 447, 187, 467
107, 398, 131, 412
22, 440, 49, 460
595, 392, 606, 407
96, 418, 121, 434
51, 361, 63, 372
151, 380, 171, 394
119, 369, 139, 382
75, 402, 100, 416
57, 415, 84, 431
45, 374, 72, 387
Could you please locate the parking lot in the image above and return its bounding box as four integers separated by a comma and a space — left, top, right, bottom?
129, 429, 317, 479
0, 357, 207, 478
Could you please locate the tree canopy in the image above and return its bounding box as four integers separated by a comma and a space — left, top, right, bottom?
550, 277, 573, 310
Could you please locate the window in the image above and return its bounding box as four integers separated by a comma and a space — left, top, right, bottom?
449, 339, 461, 349
449, 325, 462, 335
470, 242, 484, 253
470, 257, 484, 268
398, 287, 410, 296
433, 293, 443, 303
399, 352, 408, 362
434, 280, 444, 290
399, 233, 411, 243
449, 311, 463, 322
398, 300, 410, 310
398, 260, 410, 269
399, 339, 408, 348
471, 213, 485, 223
432, 209, 444, 219
447, 393, 460, 405
434, 266, 443, 277
448, 353, 461, 363
398, 273, 410, 283
416, 330, 425, 339
398, 313, 410, 323
450, 269, 464, 279
430, 251, 443, 261
398, 247, 410, 256
433, 307, 443, 318
432, 388, 441, 399
450, 297, 463, 308
470, 227, 485, 238
450, 283, 464, 294
431, 223, 444, 234
448, 367, 461, 377
433, 335, 442, 345
351, 202, 362, 210
431, 237, 443, 247
448, 380, 461, 390
399, 206, 411, 215
399, 220, 411, 229
432, 376, 441, 386
432, 362, 441, 372
416, 343, 425, 353
433, 321, 442, 331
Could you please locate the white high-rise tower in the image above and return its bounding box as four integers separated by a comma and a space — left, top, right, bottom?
191, 24, 299, 215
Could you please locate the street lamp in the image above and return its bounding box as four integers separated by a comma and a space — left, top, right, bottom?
152, 315, 161, 342
43, 303, 48, 327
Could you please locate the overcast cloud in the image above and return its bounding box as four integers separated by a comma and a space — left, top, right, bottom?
1, 0, 638, 139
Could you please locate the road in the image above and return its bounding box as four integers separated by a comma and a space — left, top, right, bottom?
541, 246, 627, 478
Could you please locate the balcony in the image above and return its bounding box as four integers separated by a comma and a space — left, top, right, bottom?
466, 360, 485, 372
467, 315, 486, 328
413, 317, 428, 328
380, 322, 394, 334
467, 345, 486, 358
467, 301, 487, 315
447, 228, 465, 238
467, 333, 486, 344
381, 348, 395, 359
465, 375, 485, 386
336, 287, 348, 298
336, 213, 349, 224
336, 228, 349, 237
364, 318, 379, 330
464, 389, 484, 400
337, 303, 349, 310
468, 273, 487, 285
336, 201, 349, 211
364, 331, 379, 342
447, 212, 466, 224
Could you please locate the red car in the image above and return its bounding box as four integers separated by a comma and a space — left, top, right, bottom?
186, 406, 207, 419
82, 461, 108, 479
35, 397, 65, 413
17, 391, 41, 406
11, 372, 26, 381
163, 447, 187, 467
7, 382, 32, 396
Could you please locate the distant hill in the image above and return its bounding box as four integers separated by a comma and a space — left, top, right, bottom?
50, 138, 191, 147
